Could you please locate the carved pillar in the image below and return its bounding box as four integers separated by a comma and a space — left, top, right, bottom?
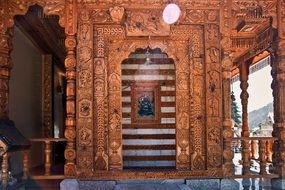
239, 61, 250, 175
64, 0, 77, 177
271, 0, 285, 178
271, 53, 279, 171
44, 140, 52, 176
259, 140, 267, 175
1, 153, 9, 189
221, 0, 234, 176
272, 45, 285, 177
0, 27, 12, 118
23, 150, 29, 179
222, 55, 234, 177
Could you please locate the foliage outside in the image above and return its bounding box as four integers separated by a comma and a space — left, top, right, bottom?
231, 92, 241, 125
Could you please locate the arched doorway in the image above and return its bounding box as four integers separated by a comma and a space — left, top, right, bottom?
121, 47, 176, 169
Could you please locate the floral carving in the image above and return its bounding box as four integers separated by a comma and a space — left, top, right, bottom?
79, 128, 92, 145
79, 99, 92, 117
125, 9, 170, 36
109, 6, 124, 23
91, 9, 112, 23
79, 70, 92, 88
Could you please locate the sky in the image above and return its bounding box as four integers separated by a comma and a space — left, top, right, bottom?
232, 64, 273, 113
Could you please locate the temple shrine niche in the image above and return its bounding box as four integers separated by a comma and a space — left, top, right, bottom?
121, 48, 176, 169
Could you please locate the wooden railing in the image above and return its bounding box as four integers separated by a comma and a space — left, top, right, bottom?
28, 138, 67, 179
233, 137, 278, 178
0, 138, 66, 189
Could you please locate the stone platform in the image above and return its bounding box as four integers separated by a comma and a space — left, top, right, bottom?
60, 179, 240, 190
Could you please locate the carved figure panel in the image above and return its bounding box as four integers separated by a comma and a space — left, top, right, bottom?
125, 9, 170, 36
76, 7, 94, 172
93, 57, 108, 170
204, 23, 223, 169
79, 99, 92, 117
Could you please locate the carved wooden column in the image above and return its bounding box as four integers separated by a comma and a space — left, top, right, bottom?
271, 51, 279, 173
221, 0, 234, 177
271, 47, 285, 178
222, 55, 234, 177
0, 1, 12, 118
271, 0, 285, 178
239, 61, 250, 175
259, 140, 267, 175
23, 150, 30, 179
64, 0, 77, 177
1, 153, 9, 189
44, 140, 52, 176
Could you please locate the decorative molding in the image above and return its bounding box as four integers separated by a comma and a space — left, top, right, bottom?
76, 0, 222, 8
78, 169, 223, 180
64, 0, 77, 178
94, 58, 108, 170
204, 23, 223, 169
278, 0, 285, 40
42, 55, 53, 137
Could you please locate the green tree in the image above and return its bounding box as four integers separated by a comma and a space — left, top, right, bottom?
231, 92, 241, 125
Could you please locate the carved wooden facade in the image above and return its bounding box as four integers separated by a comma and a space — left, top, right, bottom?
1, 0, 285, 180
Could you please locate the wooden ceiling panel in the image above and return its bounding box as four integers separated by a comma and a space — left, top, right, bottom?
14, 5, 65, 70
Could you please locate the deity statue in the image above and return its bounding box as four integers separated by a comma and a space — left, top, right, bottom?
138, 94, 154, 117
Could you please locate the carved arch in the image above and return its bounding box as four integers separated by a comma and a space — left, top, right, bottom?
0, 0, 78, 177
107, 39, 191, 169
3, 0, 65, 30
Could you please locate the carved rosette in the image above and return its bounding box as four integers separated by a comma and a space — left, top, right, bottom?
205, 23, 223, 169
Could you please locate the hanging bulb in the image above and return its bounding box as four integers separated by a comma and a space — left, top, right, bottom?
144, 46, 152, 65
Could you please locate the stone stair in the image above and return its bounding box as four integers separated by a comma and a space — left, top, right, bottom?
114, 183, 191, 190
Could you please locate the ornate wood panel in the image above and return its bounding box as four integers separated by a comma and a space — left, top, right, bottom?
76, 9, 94, 172
75, 3, 224, 177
